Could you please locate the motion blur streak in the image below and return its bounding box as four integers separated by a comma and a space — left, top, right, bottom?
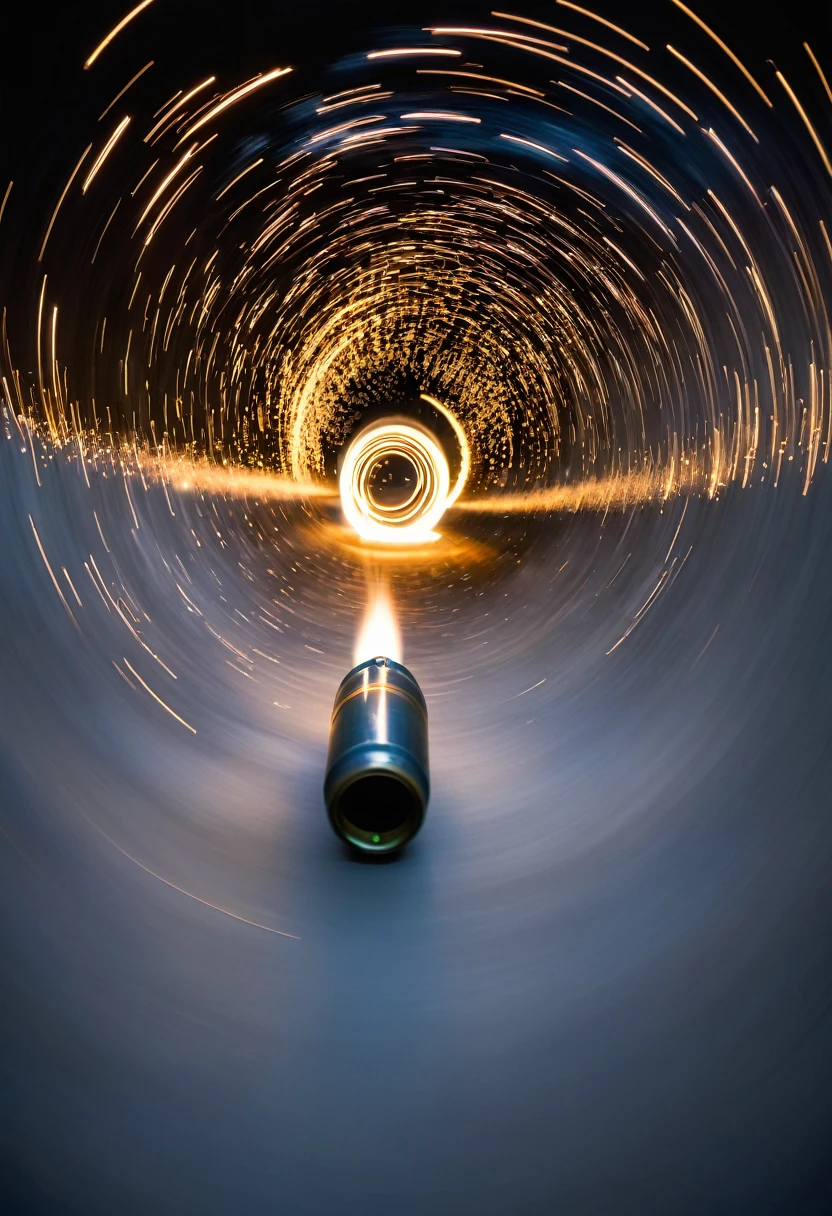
354, 579, 402, 665
1, 0, 832, 1212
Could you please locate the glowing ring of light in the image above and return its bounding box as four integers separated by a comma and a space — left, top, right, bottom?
340, 422, 451, 544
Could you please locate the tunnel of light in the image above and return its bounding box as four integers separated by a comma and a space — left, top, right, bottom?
4, 0, 831, 521
1, 0, 832, 747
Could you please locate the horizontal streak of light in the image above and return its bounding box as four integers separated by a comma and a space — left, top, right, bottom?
367, 47, 462, 58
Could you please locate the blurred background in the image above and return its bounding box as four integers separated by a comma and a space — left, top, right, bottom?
1, 1, 831, 1211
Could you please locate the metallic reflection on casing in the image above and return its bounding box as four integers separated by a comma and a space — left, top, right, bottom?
324, 657, 429, 853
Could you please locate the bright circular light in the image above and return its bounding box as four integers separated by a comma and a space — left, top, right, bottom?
339, 421, 452, 544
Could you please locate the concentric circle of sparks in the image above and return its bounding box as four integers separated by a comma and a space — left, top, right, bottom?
339, 421, 452, 543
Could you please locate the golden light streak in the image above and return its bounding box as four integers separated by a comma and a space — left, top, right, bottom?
149, 454, 332, 502
82, 117, 131, 193
29, 516, 79, 628
400, 112, 481, 123
177, 67, 292, 143
606, 550, 693, 655
122, 658, 197, 733
500, 133, 568, 161
457, 469, 675, 514
551, 59, 633, 97
317, 91, 394, 114
88, 815, 299, 938
50, 305, 60, 415
99, 61, 154, 121
38, 144, 92, 261
134, 146, 197, 229
666, 46, 757, 141
309, 115, 386, 144
615, 76, 686, 135
420, 394, 471, 505
703, 128, 761, 204
141, 164, 204, 246
417, 69, 544, 96
367, 48, 462, 59
91, 198, 122, 263
776, 71, 832, 180
552, 1, 649, 51
18, 415, 41, 487
0, 180, 12, 227
430, 23, 569, 53
573, 149, 674, 238
559, 82, 643, 134
12, 1, 831, 550
143, 75, 217, 142
667, 0, 772, 107
322, 84, 381, 104
615, 140, 688, 207
485, 16, 701, 119
36, 274, 47, 417
215, 158, 264, 200
602, 235, 646, 280
804, 43, 832, 106
84, 0, 156, 70
61, 568, 83, 608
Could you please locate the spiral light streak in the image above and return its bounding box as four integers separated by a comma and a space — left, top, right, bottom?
339, 421, 452, 543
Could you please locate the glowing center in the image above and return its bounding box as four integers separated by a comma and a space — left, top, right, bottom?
340, 421, 452, 544
355, 582, 401, 665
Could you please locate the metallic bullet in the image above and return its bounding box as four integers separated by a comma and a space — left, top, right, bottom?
324, 656, 429, 853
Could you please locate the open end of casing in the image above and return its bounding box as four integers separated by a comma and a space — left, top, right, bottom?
330, 771, 423, 852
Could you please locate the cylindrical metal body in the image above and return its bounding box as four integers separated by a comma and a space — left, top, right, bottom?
324, 656, 429, 853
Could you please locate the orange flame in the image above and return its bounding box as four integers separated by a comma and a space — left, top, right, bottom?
354, 580, 402, 665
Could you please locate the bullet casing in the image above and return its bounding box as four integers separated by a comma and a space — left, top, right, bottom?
324, 657, 429, 852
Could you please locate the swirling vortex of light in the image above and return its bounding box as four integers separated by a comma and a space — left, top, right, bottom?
2, 0, 832, 630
